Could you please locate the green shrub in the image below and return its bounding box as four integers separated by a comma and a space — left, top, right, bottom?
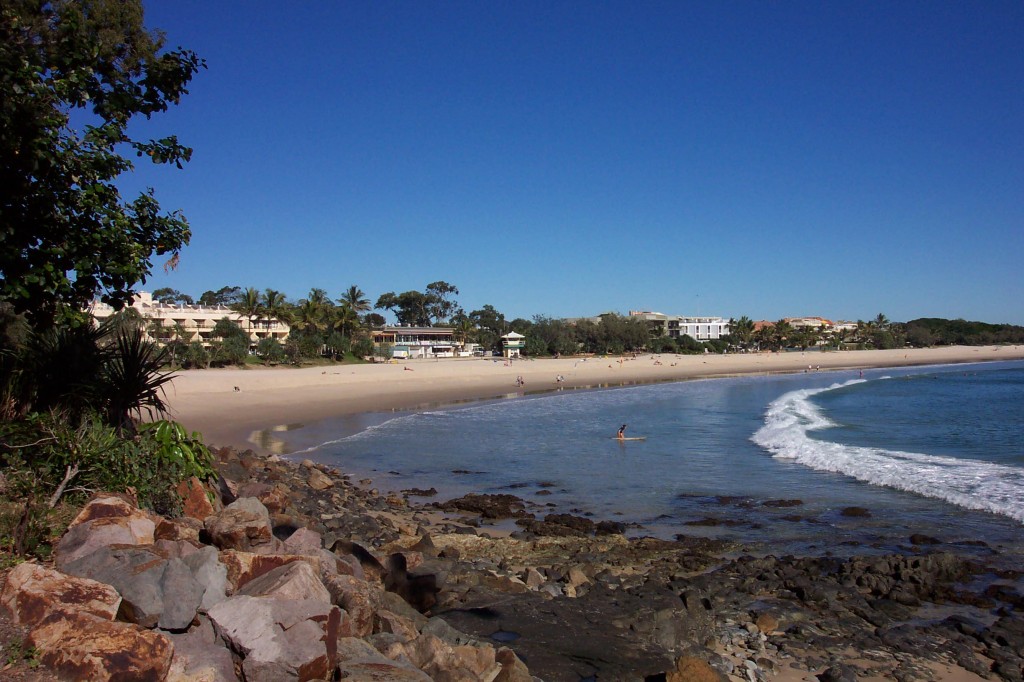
352, 337, 374, 359
184, 341, 210, 368
256, 337, 285, 365
0, 412, 219, 556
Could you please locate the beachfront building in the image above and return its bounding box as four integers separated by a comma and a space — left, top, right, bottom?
501, 331, 526, 358
88, 291, 290, 348
628, 311, 731, 341
373, 326, 456, 359
786, 316, 834, 329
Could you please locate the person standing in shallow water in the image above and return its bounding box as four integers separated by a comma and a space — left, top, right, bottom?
617, 424, 627, 440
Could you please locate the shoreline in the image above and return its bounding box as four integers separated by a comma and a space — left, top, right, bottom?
163, 345, 1024, 454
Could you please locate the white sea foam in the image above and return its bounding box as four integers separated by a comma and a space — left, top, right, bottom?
751, 379, 1024, 524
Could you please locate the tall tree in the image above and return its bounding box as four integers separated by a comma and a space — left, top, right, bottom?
292, 297, 325, 335
339, 285, 370, 315
729, 316, 756, 349
469, 305, 506, 352
262, 289, 290, 329
334, 305, 360, 339
376, 291, 432, 327
425, 281, 459, 324
0, 0, 204, 326
151, 288, 193, 305
198, 286, 242, 307
231, 287, 262, 340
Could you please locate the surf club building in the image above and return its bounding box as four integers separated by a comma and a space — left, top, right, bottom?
373, 326, 457, 359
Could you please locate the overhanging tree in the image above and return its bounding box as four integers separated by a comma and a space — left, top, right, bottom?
0, 0, 205, 326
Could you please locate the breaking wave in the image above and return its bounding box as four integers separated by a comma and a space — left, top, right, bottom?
751, 379, 1024, 524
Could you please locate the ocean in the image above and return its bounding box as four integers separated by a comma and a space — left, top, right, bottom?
294, 359, 1024, 564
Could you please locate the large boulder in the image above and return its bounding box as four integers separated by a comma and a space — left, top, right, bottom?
63, 545, 204, 630
204, 497, 274, 551
336, 637, 431, 681
494, 646, 533, 682
208, 595, 341, 682
166, 615, 239, 682
237, 561, 331, 604
237, 481, 290, 514
176, 476, 220, 521
0, 562, 121, 626
323, 574, 380, 637
28, 609, 173, 681
384, 632, 501, 682
282, 527, 323, 555
218, 549, 321, 594
53, 494, 158, 569
183, 544, 230, 612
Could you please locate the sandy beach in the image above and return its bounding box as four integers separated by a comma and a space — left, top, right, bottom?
164, 345, 1024, 453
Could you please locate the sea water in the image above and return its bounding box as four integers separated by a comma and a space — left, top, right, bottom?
295, 359, 1024, 561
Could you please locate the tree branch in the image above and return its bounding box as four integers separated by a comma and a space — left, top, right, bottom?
48, 463, 80, 508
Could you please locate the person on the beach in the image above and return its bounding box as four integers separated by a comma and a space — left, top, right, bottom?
617, 424, 627, 440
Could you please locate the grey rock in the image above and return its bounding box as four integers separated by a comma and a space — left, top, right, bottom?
63, 545, 203, 630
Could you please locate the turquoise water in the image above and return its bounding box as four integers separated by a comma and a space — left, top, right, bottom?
295, 360, 1024, 560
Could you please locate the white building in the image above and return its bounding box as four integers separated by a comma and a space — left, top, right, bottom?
372, 326, 456, 358
629, 311, 731, 341
786, 316, 833, 329
88, 292, 290, 348
501, 331, 526, 358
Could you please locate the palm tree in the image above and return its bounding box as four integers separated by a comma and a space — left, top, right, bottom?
339, 285, 370, 316
334, 305, 360, 339
453, 316, 475, 350
262, 289, 291, 328
729, 316, 755, 350
231, 287, 262, 342
753, 323, 774, 351
854, 320, 869, 344
292, 299, 325, 335
307, 288, 331, 309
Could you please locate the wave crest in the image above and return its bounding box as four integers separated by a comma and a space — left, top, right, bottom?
751, 379, 1024, 524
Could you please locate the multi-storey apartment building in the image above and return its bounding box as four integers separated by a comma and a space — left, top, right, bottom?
628, 311, 731, 341
88, 292, 290, 348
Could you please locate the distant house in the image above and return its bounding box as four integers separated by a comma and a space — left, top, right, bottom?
88, 291, 290, 349
373, 326, 456, 358
786, 317, 834, 329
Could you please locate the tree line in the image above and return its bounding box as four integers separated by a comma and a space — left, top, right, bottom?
150, 285, 1024, 364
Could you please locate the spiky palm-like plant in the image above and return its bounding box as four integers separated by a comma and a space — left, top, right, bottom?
102, 327, 173, 429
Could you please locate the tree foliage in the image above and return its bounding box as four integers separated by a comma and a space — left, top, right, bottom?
0, 0, 205, 325
376, 282, 461, 327
198, 286, 242, 307
904, 318, 1024, 346
1, 318, 172, 427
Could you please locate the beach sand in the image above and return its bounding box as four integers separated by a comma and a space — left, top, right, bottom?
163, 345, 1024, 453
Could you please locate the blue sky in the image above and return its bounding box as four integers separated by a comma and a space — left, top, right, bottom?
129, 1, 1023, 324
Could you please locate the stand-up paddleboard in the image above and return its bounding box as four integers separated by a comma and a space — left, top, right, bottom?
613, 436, 647, 441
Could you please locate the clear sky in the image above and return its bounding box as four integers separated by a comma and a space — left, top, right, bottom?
129, 1, 1023, 324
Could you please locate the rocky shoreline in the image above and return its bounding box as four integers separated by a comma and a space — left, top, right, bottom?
3, 446, 1022, 681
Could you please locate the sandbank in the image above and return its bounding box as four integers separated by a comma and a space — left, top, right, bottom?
163, 345, 1024, 453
